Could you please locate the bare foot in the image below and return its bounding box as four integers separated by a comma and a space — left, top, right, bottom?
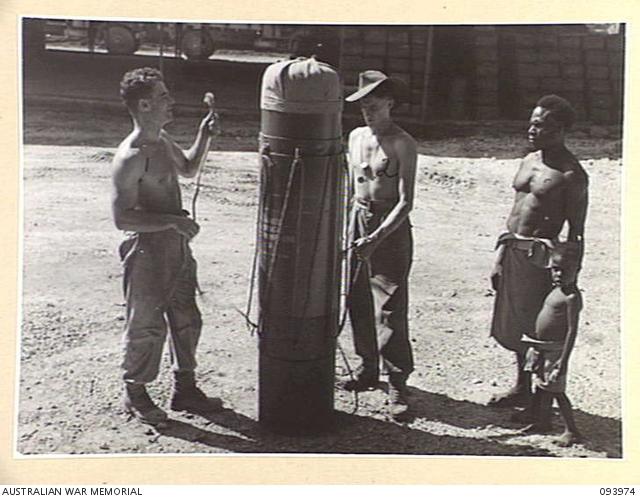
518, 423, 552, 435
488, 388, 531, 408
555, 430, 583, 447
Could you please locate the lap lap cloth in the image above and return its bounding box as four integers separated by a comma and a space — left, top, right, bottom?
119, 230, 202, 384
490, 233, 553, 353
347, 198, 413, 376
522, 335, 566, 393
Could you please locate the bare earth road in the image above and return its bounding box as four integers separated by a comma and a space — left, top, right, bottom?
17, 100, 622, 457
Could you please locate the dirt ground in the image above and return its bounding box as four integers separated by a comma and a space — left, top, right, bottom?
16, 94, 623, 458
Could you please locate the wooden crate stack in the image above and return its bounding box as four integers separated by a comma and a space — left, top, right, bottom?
340, 26, 430, 120
338, 25, 623, 124
506, 25, 623, 124
472, 26, 500, 120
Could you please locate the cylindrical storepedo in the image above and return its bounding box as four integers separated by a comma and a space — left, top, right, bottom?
257, 58, 344, 435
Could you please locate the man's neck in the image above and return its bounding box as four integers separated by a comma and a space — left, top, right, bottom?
560, 282, 578, 294
366, 117, 395, 136
541, 142, 567, 158
131, 119, 163, 145
540, 143, 572, 170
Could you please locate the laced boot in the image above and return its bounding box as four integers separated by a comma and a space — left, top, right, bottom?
388, 373, 410, 421
170, 371, 224, 414
123, 383, 168, 426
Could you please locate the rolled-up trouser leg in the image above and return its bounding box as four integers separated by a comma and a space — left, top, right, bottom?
166, 253, 202, 373
166, 305, 201, 373
120, 234, 176, 385
122, 279, 168, 385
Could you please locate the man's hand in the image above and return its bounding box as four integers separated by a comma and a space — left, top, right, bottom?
490, 263, 502, 291
173, 217, 200, 240
548, 360, 566, 383
353, 235, 379, 261
199, 112, 220, 136
200, 92, 220, 137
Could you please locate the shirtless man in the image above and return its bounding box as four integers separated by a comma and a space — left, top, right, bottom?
111, 67, 221, 425
342, 70, 417, 420
489, 94, 588, 408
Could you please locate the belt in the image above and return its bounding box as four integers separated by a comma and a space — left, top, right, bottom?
353, 197, 397, 213
507, 239, 541, 251
521, 334, 564, 352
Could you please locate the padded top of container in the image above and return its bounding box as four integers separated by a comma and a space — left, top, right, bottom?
260, 57, 343, 114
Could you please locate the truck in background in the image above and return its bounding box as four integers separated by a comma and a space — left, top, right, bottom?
42, 20, 341, 63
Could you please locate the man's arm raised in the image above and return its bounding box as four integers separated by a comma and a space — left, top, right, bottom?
161, 110, 217, 178
111, 151, 199, 239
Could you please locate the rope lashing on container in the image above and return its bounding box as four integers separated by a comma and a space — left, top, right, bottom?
240, 142, 365, 414
239, 143, 301, 336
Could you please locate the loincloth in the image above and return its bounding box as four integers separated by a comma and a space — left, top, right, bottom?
490, 233, 554, 352
522, 335, 566, 393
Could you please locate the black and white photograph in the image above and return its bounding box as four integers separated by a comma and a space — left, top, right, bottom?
17, 18, 623, 459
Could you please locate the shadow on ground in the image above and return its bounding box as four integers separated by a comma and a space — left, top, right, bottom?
154, 385, 546, 455
157, 409, 547, 455
151, 385, 621, 456
407, 387, 622, 458
572, 408, 622, 458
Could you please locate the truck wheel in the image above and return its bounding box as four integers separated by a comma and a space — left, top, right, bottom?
181, 29, 215, 59
105, 24, 139, 55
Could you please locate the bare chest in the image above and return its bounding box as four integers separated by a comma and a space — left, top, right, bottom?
137, 153, 181, 210
543, 288, 569, 312
352, 133, 399, 182
513, 157, 567, 198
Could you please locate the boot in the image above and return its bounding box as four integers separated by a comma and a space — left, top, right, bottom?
388, 373, 410, 420
123, 383, 168, 426
170, 371, 224, 414
341, 363, 379, 392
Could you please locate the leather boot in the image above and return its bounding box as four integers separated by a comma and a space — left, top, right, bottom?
170, 371, 224, 414
341, 363, 379, 392
123, 383, 168, 426
388, 373, 410, 420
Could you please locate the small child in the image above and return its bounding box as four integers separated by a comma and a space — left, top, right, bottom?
518, 243, 583, 446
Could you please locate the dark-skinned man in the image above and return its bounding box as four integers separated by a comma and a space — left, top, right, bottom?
489, 94, 588, 409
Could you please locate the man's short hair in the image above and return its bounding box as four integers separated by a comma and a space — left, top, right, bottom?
536, 94, 577, 130
120, 67, 163, 110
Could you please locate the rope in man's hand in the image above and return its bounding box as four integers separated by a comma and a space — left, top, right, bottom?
192, 92, 218, 223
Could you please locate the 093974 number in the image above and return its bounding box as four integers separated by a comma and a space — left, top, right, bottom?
600, 488, 635, 496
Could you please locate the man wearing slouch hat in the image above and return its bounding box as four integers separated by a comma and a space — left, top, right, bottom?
341, 70, 417, 421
